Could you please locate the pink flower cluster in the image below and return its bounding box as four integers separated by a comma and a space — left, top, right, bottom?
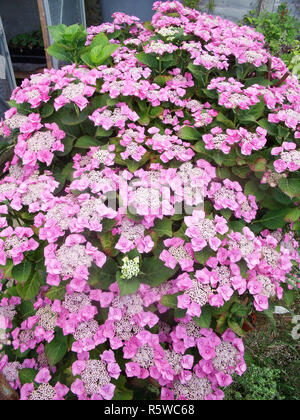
89, 103, 139, 130
0, 277, 248, 400
44, 234, 106, 291
0, 226, 38, 266
272, 142, 300, 173
269, 107, 300, 131
113, 218, 154, 254
71, 351, 120, 400
207, 179, 258, 223
202, 125, 268, 156
0, 108, 41, 138
184, 210, 228, 252
160, 237, 194, 272
162, 328, 246, 400
0, 172, 58, 213
15, 123, 66, 167
20, 369, 68, 400
0, 295, 21, 347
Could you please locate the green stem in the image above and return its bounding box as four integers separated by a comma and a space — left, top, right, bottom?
205, 70, 211, 85
242, 65, 252, 80
158, 57, 162, 75
74, 104, 80, 118
11, 211, 23, 227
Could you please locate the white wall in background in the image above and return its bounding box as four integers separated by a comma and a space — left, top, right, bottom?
200, 0, 300, 22
200, 0, 260, 22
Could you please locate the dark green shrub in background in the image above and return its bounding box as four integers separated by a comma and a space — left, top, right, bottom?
243, 3, 300, 77
225, 365, 281, 400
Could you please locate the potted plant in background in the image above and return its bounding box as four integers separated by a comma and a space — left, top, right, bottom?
101, 0, 155, 22
8, 29, 46, 65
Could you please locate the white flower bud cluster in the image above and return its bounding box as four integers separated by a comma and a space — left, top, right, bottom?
120, 256, 140, 280
0, 314, 11, 350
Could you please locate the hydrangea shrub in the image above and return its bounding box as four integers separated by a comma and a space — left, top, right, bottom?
0, 1, 299, 401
